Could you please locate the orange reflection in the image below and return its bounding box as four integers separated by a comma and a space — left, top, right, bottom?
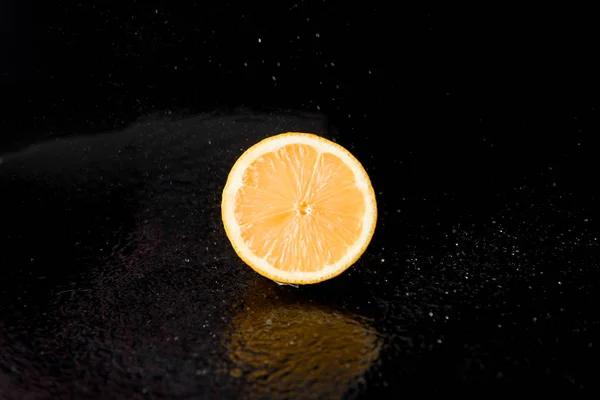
223, 279, 382, 399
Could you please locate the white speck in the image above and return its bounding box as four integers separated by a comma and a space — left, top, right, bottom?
380, 258, 385, 263
315, 33, 320, 37
558, 281, 562, 285
174, 336, 179, 341
368, 70, 372, 75
330, 62, 335, 67
155, 9, 158, 13
533, 317, 537, 322
174, 65, 178, 70
184, 258, 190, 263
243, 62, 248, 66
196, 368, 208, 375
274, 281, 298, 288
428, 312, 433, 317
272, 76, 276, 81
258, 38, 262, 43
208, 140, 212, 145
498, 324, 502, 328
437, 339, 442, 344
316, 105, 320, 110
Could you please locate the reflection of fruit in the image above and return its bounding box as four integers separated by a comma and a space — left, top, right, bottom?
224, 281, 382, 399
222, 132, 377, 284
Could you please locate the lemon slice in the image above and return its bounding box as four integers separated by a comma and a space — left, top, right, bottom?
221, 132, 377, 284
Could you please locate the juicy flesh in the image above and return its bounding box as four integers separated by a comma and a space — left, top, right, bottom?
235, 143, 365, 272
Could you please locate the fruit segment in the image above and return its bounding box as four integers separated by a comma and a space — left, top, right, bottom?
235, 143, 364, 273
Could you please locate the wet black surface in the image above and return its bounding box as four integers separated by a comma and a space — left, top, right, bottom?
1, 110, 599, 398
1, 1, 599, 399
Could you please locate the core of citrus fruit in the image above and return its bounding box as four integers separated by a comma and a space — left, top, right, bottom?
221, 132, 377, 284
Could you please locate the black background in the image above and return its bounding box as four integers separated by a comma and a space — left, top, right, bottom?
1, 1, 599, 398
2, 2, 597, 201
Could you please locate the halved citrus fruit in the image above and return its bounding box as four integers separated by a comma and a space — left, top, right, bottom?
221, 132, 377, 284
